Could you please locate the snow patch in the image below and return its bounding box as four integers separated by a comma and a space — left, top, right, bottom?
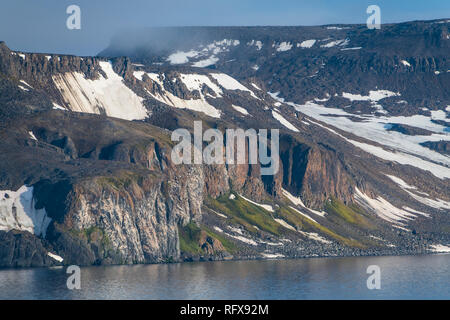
259, 240, 283, 246
247, 40, 263, 50
166, 50, 199, 64
239, 194, 274, 212
209, 208, 227, 218
20, 80, 33, 89
232, 105, 249, 116
385, 175, 417, 190
274, 218, 296, 231
210, 73, 259, 99
192, 56, 219, 68
401, 60, 411, 67
429, 244, 450, 253
167, 39, 239, 65
348, 139, 450, 180
0, 186, 51, 237
272, 110, 299, 132
261, 253, 285, 259
136, 72, 221, 118
275, 42, 293, 52
228, 226, 244, 235
321, 39, 349, 48
28, 131, 37, 141
179, 74, 223, 97
386, 174, 450, 211
282, 188, 305, 206
354, 187, 417, 225
403, 207, 429, 217
213, 226, 258, 246
47, 252, 64, 262
299, 231, 332, 244
227, 233, 258, 246
288, 206, 318, 223
53, 61, 148, 121
251, 83, 261, 91
52, 102, 66, 110
342, 90, 400, 102
280, 188, 325, 219
326, 26, 350, 30
298, 40, 316, 48
267, 91, 285, 102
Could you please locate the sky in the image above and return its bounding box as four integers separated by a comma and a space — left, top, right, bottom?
0, 0, 449, 56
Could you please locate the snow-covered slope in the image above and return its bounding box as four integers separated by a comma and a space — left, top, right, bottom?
53, 61, 148, 120
132, 69, 260, 118
269, 92, 450, 179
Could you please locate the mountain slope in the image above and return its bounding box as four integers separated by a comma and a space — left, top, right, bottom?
0, 20, 449, 267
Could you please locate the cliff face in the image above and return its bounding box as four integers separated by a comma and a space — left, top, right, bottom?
53, 167, 203, 265
279, 137, 353, 209
0, 41, 100, 81
0, 230, 57, 267
40, 131, 288, 265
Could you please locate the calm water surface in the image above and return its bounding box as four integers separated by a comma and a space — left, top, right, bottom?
0, 254, 448, 299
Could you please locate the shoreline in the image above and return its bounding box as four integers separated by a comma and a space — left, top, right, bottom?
1, 249, 448, 271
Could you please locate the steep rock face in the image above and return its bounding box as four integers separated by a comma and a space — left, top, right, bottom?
298, 147, 353, 208
226, 162, 266, 201
278, 135, 353, 209
203, 164, 229, 198
0, 230, 56, 267
32, 168, 204, 265
41, 167, 205, 265
0, 42, 100, 83
74, 180, 174, 264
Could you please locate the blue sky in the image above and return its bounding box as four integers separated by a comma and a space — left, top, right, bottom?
0, 0, 449, 56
